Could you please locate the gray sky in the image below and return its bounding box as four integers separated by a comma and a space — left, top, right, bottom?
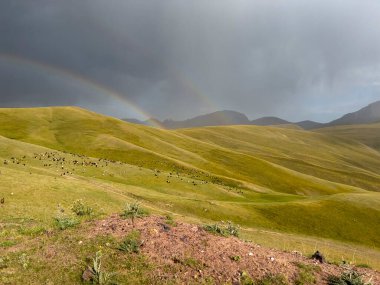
1, 0, 380, 122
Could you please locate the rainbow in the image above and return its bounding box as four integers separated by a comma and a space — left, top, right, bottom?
0, 53, 164, 128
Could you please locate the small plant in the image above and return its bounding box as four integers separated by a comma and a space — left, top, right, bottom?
54, 206, 79, 230
327, 269, 372, 285
225, 221, 240, 237
230, 255, 241, 261
18, 253, 29, 269
121, 201, 147, 227
257, 273, 289, 285
55, 213, 79, 230
203, 221, 240, 237
71, 199, 94, 216
0, 256, 10, 269
83, 251, 116, 285
164, 214, 177, 226
118, 230, 141, 253
204, 223, 225, 236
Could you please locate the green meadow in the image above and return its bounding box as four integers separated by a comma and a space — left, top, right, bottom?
1, 106, 380, 274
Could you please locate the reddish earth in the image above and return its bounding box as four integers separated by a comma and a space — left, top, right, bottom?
91, 215, 380, 284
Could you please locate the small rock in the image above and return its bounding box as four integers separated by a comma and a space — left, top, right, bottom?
248, 252, 253, 256
191, 226, 198, 232
82, 267, 94, 282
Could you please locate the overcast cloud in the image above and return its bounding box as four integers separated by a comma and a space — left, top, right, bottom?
1, 0, 380, 122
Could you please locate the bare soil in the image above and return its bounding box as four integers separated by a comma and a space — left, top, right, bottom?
91, 215, 380, 284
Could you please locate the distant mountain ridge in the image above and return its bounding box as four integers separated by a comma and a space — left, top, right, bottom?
123, 100, 380, 130
163, 110, 250, 129
326, 101, 380, 127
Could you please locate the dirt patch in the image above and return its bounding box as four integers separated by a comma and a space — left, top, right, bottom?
91, 215, 380, 284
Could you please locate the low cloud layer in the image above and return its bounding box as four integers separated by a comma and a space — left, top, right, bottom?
1, 0, 380, 121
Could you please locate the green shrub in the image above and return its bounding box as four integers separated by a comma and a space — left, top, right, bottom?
71, 199, 94, 216
55, 215, 79, 230
204, 221, 240, 237
121, 201, 147, 227
118, 230, 141, 253
54, 205, 79, 230
327, 269, 372, 285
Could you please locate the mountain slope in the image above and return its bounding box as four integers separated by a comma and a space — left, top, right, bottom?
250, 116, 290, 126
1, 106, 380, 251
296, 120, 325, 130
327, 101, 380, 126
0, 106, 374, 195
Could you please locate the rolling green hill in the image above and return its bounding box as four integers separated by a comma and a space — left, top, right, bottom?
1, 106, 380, 270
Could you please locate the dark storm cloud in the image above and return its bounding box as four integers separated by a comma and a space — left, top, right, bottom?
1, 0, 380, 121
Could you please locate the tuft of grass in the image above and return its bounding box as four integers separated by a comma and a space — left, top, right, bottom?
0, 240, 17, 248
240, 271, 254, 285
183, 257, 204, 270
117, 230, 141, 253
356, 264, 372, 269
173, 256, 204, 270
164, 214, 177, 226
294, 262, 320, 285
256, 273, 289, 285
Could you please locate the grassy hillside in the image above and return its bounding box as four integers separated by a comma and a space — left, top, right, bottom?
316, 123, 380, 151
1, 107, 380, 271
179, 125, 380, 192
